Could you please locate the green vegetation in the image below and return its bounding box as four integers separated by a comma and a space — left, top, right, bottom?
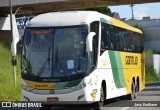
21, 7, 112, 19
145, 65, 159, 82
145, 49, 160, 55
132, 24, 143, 30
0, 43, 21, 101
83, 7, 111, 15
145, 49, 154, 56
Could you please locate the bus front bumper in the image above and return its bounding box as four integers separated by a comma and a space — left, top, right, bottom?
22, 85, 100, 104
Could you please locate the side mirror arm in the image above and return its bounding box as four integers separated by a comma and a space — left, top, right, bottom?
86, 32, 96, 52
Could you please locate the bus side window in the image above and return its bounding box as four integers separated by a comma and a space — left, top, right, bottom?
101, 23, 108, 54
137, 34, 144, 53
115, 28, 124, 51
123, 31, 131, 51
134, 33, 139, 53
108, 25, 116, 50
128, 32, 136, 52
123, 32, 127, 51
140, 35, 144, 52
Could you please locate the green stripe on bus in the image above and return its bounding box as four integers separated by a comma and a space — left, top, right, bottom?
114, 52, 126, 87
64, 79, 82, 87
100, 18, 112, 25
52, 82, 68, 88
51, 79, 82, 88
109, 51, 122, 88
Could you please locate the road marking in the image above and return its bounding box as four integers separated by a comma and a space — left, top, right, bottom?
120, 107, 130, 110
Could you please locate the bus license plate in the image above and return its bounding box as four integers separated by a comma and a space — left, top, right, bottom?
47, 97, 59, 102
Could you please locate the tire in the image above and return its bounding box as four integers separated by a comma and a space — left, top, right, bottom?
126, 81, 135, 100
98, 85, 105, 107
134, 84, 138, 99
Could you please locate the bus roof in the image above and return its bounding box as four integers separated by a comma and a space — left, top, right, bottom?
27, 11, 142, 34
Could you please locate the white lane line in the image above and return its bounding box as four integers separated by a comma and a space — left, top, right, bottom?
120, 107, 130, 110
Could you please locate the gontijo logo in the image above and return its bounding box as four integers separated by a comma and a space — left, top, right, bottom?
125, 56, 138, 65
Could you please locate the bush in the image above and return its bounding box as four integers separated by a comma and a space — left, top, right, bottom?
132, 24, 143, 30
145, 65, 159, 82
145, 49, 160, 55
145, 49, 154, 56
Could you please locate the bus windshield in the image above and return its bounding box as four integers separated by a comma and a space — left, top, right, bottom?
22, 26, 88, 81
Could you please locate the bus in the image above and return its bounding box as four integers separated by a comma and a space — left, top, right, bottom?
21, 11, 145, 106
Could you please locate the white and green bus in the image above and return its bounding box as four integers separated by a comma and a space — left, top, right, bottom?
21, 11, 145, 105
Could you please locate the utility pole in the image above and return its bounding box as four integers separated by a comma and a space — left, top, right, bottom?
9, 0, 17, 85
130, 4, 134, 19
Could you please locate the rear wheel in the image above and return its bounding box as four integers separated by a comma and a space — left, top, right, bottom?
126, 81, 135, 100
134, 83, 138, 99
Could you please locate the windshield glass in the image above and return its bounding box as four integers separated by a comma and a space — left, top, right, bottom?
22, 26, 88, 81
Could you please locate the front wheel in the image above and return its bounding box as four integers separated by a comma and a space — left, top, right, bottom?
98, 85, 105, 107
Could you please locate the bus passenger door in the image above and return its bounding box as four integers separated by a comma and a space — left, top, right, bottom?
89, 21, 99, 68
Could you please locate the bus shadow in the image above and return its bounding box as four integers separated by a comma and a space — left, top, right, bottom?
41, 96, 130, 109
41, 104, 101, 110
104, 96, 127, 107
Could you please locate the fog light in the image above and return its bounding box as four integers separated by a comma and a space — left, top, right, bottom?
24, 96, 30, 101
77, 94, 84, 100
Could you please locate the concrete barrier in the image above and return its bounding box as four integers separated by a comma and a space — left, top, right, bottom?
153, 55, 160, 78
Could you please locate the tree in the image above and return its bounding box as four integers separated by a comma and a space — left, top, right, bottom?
132, 24, 143, 30
84, 7, 111, 15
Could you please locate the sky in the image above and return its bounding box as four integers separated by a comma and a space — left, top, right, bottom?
109, 3, 160, 20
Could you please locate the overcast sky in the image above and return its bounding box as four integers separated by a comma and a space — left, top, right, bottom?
109, 3, 160, 20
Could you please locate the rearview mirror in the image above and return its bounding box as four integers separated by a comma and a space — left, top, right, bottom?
86, 32, 96, 52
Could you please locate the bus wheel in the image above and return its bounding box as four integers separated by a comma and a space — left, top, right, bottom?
126, 81, 135, 100
134, 84, 138, 99
98, 85, 105, 107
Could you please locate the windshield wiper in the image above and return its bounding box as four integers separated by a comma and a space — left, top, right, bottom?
48, 48, 51, 70
75, 56, 80, 74
56, 47, 70, 80
36, 48, 51, 78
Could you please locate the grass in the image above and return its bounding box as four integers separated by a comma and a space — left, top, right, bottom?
145, 65, 159, 82
0, 43, 21, 101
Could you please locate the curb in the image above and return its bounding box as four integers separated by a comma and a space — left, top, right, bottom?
145, 81, 160, 86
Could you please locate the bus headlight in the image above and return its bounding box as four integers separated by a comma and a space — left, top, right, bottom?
76, 82, 87, 89
73, 78, 92, 90
22, 84, 34, 91
23, 96, 30, 101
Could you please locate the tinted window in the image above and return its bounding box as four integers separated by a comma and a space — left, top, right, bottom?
101, 23, 116, 54
115, 28, 124, 51
100, 23, 143, 53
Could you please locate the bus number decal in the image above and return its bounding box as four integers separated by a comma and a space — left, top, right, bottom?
125, 56, 138, 65
35, 84, 48, 88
